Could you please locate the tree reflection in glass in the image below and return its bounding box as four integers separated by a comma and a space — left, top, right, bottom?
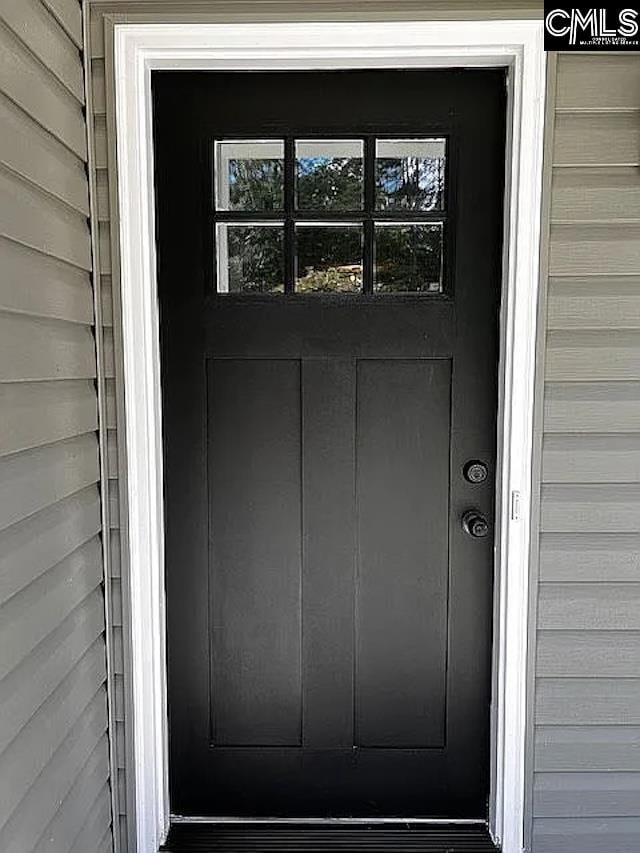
376, 139, 446, 212
296, 225, 363, 293
296, 141, 363, 211
216, 141, 284, 212
374, 223, 443, 293
218, 224, 285, 293
228, 160, 284, 211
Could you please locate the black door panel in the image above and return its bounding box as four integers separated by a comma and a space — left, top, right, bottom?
153, 69, 506, 817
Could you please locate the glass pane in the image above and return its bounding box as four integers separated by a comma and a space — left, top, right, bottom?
375, 139, 446, 211
374, 223, 444, 293
296, 225, 363, 293
217, 224, 284, 293
296, 140, 364, 211
215, 141, 284, 211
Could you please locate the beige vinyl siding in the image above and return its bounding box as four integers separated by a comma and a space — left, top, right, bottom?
533, 53, 640, 853
0, 2, 114, 853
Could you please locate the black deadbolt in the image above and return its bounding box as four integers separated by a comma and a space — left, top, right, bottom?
464, 460, 489, 484
462, 510, 490, 539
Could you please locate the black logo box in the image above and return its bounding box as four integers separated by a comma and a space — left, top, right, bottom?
544, 3, 640, 50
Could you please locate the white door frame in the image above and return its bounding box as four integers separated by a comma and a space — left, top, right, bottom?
113, 20, 545, 853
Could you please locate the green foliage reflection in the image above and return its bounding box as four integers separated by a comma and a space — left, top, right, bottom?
296, 156, 363, 211
228, 159, 284, 211
375, 224, 443, 293
296, 226, 363, 293
227, 226, 284, 293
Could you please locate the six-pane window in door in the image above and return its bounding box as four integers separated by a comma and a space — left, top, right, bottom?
211, 137, 447, 294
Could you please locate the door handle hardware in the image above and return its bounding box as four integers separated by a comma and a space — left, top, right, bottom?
461, 509, 489, 539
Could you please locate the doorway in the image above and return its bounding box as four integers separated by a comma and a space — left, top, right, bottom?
152, 68, 506, 820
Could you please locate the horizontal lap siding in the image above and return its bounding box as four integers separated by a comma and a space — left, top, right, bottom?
534, 53, 640, 853
0, 3, 114, 853
87, 8, 128, 851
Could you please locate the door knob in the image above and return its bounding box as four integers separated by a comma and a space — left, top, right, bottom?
462, 509, 489, 539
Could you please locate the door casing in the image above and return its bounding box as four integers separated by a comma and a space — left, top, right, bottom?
107, 19, 546, 853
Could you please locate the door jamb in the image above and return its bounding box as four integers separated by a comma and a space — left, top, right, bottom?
112, 20, 546, 853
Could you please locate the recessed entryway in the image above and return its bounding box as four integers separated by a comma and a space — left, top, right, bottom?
153, 67, 505, 823
113, 19, 545, 853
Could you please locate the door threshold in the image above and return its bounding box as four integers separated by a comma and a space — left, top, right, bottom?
161, 822, 500, 851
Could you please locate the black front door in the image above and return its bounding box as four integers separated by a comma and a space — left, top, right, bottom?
153, 69, 506, 819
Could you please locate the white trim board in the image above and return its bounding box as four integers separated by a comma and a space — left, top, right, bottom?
112, 20, 545, 853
